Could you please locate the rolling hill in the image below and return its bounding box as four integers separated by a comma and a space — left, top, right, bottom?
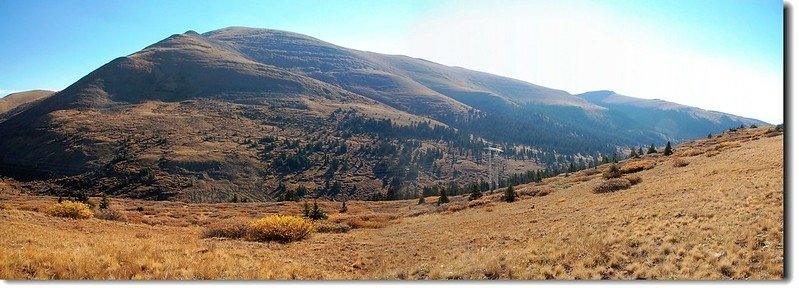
0, 89, 55, 118
0, 27, 769, 201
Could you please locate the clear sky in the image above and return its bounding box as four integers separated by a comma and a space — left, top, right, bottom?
0, 0, 783, 123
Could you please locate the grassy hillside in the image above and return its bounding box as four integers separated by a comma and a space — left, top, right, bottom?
0, 89, 54, 117
0, 126, 782, 279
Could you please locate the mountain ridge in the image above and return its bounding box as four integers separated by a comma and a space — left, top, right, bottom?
0, 27, 768, 201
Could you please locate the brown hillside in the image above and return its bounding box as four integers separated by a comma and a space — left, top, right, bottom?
0, 126, 783, 279
0, 89, 54, 116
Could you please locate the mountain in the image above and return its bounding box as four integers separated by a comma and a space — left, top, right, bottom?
0, 27, 767, 201
0, 89, 55, 117
577, 90, 767, 141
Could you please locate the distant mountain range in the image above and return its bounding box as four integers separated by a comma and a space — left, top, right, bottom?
0, 27, 767, 201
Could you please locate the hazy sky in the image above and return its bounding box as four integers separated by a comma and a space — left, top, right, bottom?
0, 0, 783, 123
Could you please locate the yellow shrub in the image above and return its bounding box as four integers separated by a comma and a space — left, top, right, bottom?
249, 215, 313, 242
45, 201, 94, 219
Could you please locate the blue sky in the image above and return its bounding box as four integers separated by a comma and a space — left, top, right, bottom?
0, 0, 784, 123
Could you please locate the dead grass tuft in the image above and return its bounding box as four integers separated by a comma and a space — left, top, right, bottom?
331, 213, 398, 229
672, 158, 690, 167
620, 160, 656, 174
201, 218, 251, 239
623, 175, 642, 185
314, 221, 352, 233
593, 179, 632, 194
94, 209, 128, 222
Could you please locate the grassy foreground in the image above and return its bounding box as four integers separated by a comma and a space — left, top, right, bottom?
0, 127, 784, 279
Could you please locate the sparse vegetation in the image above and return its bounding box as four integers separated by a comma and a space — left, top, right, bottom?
314, 221, 352, 233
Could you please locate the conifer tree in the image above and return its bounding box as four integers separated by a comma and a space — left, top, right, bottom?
503, 186, 516, 203
637, 147, 644, 156
302, 201, 311, 218
707, 133, 712, 139
308, 199, 328, 220
647, 144, 657, 154
664, 141, 673, 156
437, 187, 449, 205
468, 183, 483, 201
418, 193, 425, 205
340, 197, 348, 213
628, 148, 638, 159
99, 193, 110, 210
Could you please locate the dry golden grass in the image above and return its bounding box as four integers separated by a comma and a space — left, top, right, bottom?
0, 127, 784, 279
201, 218, 251, 239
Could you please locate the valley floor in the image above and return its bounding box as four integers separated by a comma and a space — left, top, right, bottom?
0, 128, 784, 279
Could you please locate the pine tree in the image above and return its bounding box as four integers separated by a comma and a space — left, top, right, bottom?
282, 189, 297, 202
230, 193, 239, 203
707, 133, 712, 139
628, 148, 638, 159
99, 193, 109, 210
308, 199, 328, 220
647, 144, 656, 154
339, 198, 348, 213
637, 147, 644, 156
437, 188, 449, 205
503, 186, 516, 203
468, 183, 483, 201
302, 201, 311, 218
418, 193, 425, 205
664, 141, 673, 156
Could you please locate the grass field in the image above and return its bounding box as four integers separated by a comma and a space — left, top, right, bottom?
0, 127, 784, 279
